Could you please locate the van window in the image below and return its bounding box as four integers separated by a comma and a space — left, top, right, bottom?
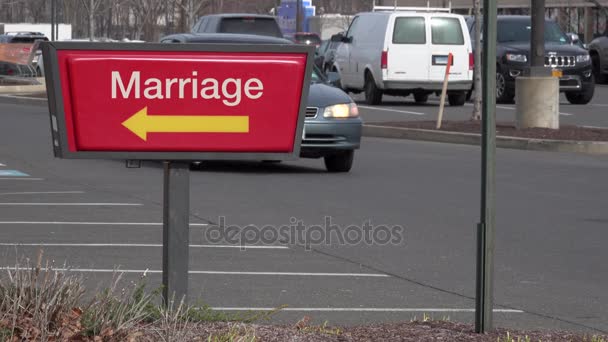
218, 17, 282, 38
393, 17, 426, 44
431, 17, 464, 45
346, 16, 359, 40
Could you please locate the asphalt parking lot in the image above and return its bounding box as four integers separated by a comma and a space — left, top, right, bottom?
0, 96, 607, 334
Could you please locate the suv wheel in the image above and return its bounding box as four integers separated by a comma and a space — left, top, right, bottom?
496, 71, 514, 103
364, 73, 383, 105
331, 67, 343, 90
448, 92, 466, 106
414, 91, 428, 103
324, 150, 354, 173
592, 54, 607, 84
565, 75, 595, 105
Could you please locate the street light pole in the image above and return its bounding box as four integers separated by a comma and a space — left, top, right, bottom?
475, 0, 498, 333
296, 0, 302, 33
530, 0, 546, 75
51, 0, 56, 41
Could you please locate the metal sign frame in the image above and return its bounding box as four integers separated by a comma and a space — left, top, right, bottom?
41, 42, 314, 161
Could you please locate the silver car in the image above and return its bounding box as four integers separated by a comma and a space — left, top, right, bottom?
160, 33, 363, 172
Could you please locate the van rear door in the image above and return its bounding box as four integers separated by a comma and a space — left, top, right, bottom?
385, 15, 429, 82
428, 16, 471, 83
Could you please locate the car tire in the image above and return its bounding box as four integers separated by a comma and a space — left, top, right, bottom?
414, 91, 429, 103
324, 150, 354, 173
448, 92, 466, 106
565, 75, 595, 105
496, 71, 514, 103
592, 54, 607, 84
364, 73, 383, 105
331, 66, 344, 90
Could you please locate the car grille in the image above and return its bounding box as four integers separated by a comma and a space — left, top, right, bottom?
305, 107, 318, 118
544, 55, 575, 68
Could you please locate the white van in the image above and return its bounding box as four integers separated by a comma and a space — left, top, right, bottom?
331, 7, 473, 106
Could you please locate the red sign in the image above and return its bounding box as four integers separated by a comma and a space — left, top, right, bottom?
43, 43, 312, 159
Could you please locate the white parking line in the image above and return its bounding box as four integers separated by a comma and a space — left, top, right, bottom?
464, 103, 574, 116
0, 221, 207, 226
0, 243, 287, 249
358, 105, 425, 116
0, 203, 142, 206
0, 267, 389, 277
0, 163, 4, 167
0, 191, 85, 196
211, 307, 523, 313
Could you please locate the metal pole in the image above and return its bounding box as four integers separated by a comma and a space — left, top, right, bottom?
475, 0, 497, 333
50, 0, 55, 41
55, 0, 59, 41
296, 0, 302, 32
530, 0, 546, 75
162, 161, 190, 305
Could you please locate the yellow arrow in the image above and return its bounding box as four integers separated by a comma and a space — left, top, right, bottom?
122, 107, 249, 141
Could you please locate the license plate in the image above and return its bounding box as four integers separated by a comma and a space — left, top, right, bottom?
435, 56, 448, 65
552, 69, 563, 78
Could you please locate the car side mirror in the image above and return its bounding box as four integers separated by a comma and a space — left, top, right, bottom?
330, 33, 343, 42
326, 71, 341, 87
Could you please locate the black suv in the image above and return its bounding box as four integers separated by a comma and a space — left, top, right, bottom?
467, 16, 594, 104
191, 14, 283, 38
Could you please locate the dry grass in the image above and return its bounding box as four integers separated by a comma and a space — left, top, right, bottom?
0, 251, 85, 340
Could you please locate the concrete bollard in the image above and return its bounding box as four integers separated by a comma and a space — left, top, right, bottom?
515, 77, 559, 129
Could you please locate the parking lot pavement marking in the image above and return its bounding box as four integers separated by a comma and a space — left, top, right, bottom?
0, 170, 30, 177
0, 267, 389, 277
0, 163, 5, 167
0, 202, 142, 206
0, 221, 207, 226
0, 191, 85, 196
210, 307, 523, 313
0, 178, 44, 181
464, 103, 574, 116
0, 243, 288, 249
358, 105, 425, 116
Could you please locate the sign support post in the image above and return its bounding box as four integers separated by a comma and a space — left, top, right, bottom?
475, 0, 498, 333
162, 161, 190, 304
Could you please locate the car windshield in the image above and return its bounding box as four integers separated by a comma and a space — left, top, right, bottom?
311, 66, 324, 84
218, 17, 282, 37
497, 19, 569, 44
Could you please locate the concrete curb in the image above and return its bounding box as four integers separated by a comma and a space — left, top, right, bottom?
0, 85, 46, 94
363, 124, 608, 154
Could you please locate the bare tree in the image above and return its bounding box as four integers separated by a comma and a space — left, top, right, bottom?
81, 0, 103, 41
130, 0, 166, 41
179, 0, 208, 31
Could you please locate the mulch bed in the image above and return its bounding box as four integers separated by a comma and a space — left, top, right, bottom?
3, 312, 606, 341
369, 120, 608, 142
134, 320, 606, 342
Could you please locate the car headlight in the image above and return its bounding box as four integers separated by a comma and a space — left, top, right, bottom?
576, 54, 590, 63
506, 53, 527, 63
323, 103, 359, 118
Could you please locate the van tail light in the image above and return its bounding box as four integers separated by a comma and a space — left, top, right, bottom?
469, 52, 474, 70
381, 50, 388, 69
